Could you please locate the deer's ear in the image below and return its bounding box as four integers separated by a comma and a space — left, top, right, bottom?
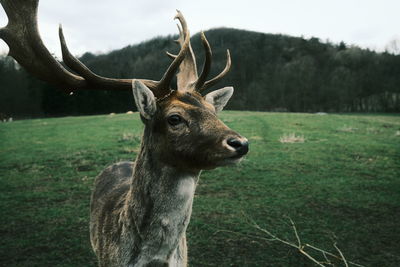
204, 87, 234, 112
132, 80, 157, 119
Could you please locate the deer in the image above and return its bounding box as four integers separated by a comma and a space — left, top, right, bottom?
0, 0, 249, 266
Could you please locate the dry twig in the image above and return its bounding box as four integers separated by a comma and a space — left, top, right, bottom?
243, 213, 364, 267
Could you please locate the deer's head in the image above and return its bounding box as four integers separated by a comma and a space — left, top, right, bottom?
131, 12, 248, 171
133, 82, 248, 171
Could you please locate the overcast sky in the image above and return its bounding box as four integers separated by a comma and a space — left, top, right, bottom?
1, 0, 399, 57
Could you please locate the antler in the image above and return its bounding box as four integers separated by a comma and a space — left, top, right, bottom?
168, 11, 232, 93
171, 11, 198, 91
200, 49, 231, 92
0, 0, 190, 98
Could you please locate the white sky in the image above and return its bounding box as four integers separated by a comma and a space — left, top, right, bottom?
1, 0, 399, 56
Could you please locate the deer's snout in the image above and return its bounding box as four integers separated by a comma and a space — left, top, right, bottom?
226, 137, 249, 156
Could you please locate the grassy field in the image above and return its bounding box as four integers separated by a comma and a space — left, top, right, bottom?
0, 111, 399, 266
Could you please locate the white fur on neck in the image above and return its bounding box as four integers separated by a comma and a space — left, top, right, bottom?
133, 174, 197, 267
177, 175, 196, 199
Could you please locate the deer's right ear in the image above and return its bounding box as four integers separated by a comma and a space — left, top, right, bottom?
132, 80, 157, 120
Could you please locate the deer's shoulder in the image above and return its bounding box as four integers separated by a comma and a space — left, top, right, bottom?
91, 161, 134, 206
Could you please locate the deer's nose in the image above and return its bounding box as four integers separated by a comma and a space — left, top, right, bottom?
227, 137, 249, 156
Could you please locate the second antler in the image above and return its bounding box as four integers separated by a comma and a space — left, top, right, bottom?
170, 11, 232, 92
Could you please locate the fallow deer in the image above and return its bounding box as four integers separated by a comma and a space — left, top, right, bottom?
0, 1, 249, 266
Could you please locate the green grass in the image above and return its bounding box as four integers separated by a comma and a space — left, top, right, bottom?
0, 112, 399, 266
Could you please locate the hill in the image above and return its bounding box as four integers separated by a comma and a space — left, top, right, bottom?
1, 28, 400, 117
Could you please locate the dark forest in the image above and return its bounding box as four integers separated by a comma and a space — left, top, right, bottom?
1, 28, 399, 118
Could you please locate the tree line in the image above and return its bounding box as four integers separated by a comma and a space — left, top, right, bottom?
1, 28, 399, 118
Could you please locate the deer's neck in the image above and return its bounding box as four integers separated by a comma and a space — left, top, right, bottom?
125, 135, 200, 261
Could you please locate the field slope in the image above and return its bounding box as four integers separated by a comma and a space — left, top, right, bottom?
0, 111, 399, 266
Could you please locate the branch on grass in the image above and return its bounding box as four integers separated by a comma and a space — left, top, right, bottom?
334, 242, 349, 267
243, 212, 364, 267
210, 229, 276, 242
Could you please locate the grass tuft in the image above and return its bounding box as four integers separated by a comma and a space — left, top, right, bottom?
279, 133, 305, 143
338, 125, 358, 132
119, 132, 141, 143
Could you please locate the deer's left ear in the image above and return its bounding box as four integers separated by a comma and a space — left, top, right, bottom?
132, 80, 157, 120
204, 87, 234, 112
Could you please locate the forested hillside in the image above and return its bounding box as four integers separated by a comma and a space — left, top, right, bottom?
1, 28, 399, 118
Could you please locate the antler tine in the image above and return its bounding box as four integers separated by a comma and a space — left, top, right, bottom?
157, 15, 191, 92
175, 22, 184, 44
174, 11, 188, 42
165, 23, 184, 59
194, 32, 212, 91
166, 23, 185, 59
58, 25, 160, 92
173, 10, 198, 91
59, 25, 127, 90
166, 51, 177, 59
201, 49, 232, 91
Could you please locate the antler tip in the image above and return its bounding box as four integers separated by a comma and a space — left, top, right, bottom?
174, 10, 187, 29
58, 24, 66, 40
200, 31, 207, 40
58, 24, 66, 46
166, 51, 177, 59
58, 24, 65, 34
174, 10, 182, 19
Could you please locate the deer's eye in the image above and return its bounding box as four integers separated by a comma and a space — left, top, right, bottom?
167, 114, 182, 126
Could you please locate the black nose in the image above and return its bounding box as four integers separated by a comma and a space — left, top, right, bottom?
227, 138, 249, 156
